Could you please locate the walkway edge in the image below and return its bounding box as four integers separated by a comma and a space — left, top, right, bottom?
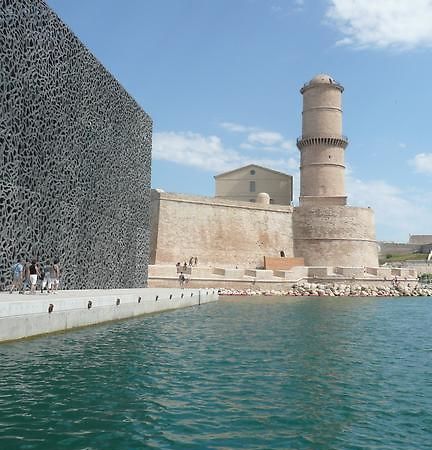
0, 288, 219, 343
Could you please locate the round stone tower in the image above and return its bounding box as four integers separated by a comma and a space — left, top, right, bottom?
293, 74, 379, 268
297, 74, 348, 206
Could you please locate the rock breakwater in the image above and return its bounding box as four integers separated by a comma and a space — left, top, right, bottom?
219, 283, 432, 297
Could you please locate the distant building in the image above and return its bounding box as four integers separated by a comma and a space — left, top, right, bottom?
214, 164, 293, 205
408, 235, 432, 245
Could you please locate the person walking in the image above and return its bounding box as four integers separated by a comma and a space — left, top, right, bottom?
178, 272, 185, 288
43, 260, 52, 293
29, 259, 40, 294
22, 258, 31, 293
50, 258, 60, 293
10, 256, 24, 294
38, 261, 48, 293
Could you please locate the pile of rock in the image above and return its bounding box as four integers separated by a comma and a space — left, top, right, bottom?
219, 283, 432, 297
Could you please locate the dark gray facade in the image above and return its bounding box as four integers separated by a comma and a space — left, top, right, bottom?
0, 0, 152, 289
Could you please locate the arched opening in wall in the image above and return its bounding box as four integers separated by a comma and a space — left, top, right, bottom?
280, 250, 285, 257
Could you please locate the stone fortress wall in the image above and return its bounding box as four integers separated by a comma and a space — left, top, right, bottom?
293, 206, 378, 267
0, 0, 152, 289
150, 192, 379, 269
150, 190, 294, 268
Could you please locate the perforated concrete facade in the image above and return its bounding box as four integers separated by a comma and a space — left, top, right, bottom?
0, 0, 152, 289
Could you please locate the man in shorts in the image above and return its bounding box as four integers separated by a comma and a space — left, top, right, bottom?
10, 257, 24, 294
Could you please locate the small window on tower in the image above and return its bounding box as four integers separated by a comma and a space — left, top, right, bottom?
250, 181, 256, 192
250, 169, 256, 175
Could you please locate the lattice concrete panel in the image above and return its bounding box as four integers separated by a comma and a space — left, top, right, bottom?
0, 0, 152, 289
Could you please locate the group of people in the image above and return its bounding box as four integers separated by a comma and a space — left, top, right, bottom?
176, 257, 198, 272
175, 257, 199, 287
10, 256, 61, 294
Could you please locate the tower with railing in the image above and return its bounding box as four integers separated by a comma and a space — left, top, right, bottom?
297, 74, 348, 206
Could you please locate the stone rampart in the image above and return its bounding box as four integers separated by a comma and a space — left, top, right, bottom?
293, 206, 378, 267
150, 191, 294, 268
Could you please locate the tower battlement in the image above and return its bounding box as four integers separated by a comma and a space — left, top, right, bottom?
300, 74, 344, 94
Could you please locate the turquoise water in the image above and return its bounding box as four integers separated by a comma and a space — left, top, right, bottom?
1, 296, 432, 450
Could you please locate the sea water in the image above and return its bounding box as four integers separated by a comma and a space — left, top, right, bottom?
1, 296, 432, 449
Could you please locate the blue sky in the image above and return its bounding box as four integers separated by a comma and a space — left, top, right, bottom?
46, 0, 432, 242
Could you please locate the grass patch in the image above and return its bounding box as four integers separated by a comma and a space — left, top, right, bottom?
381, 253, 428, 263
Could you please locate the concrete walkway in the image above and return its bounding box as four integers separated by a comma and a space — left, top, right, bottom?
0, 287, 219, 343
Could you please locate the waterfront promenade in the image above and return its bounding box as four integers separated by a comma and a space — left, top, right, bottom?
0, 288, 218, 343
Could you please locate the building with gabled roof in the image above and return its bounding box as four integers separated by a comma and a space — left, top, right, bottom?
214, 164, 293, 205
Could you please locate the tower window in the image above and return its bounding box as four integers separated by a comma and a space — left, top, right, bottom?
249, 181, 256, 192
250, 169, 256, 175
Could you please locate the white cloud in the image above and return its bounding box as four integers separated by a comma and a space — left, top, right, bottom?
220, 122, 295, 153
281, 140, 295, 151
219, 122, 253, 133
411, 153, 432, 173
247, 131, 284, 146
153, 131, 237, 172
326, 0, 432, 49
347, 175, 432, 241
153, 130, 298, 174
